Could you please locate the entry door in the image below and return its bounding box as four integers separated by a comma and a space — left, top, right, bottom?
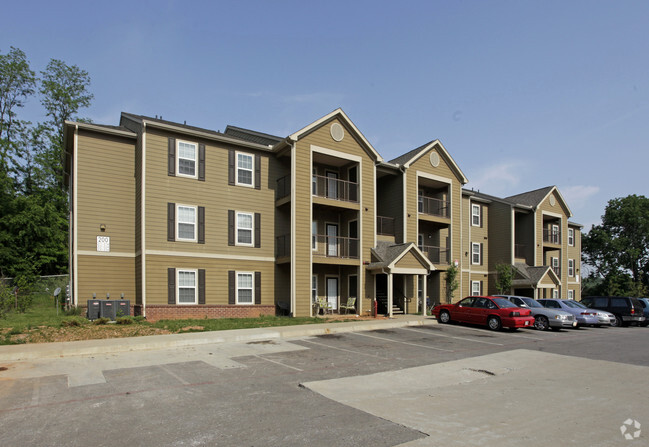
348, 220, 358, 258
326, 224, 338, 256
326, 171, 338, 199
327, 277, 338, 310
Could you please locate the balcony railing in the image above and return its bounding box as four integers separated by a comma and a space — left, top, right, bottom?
313, 234, 359, 259
418, 196, 450, 218
377, 216, 395, 236
514, 244, 527, 258
551, 266, 561, 277
276, 175, 290, 200
419, 244, 450, 265
276, 234, 290, 257
543, 229, 561, 244
312, 174, 358, 203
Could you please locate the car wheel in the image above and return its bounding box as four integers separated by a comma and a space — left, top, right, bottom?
610, 315, 623, 327
534, 315, 549, 331
439, 310, 451, 324
487, 316, 502, 331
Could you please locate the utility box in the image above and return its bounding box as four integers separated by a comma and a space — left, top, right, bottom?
100, 300, 117, 320
87, 299, 102, 320
114, 299, 131, 317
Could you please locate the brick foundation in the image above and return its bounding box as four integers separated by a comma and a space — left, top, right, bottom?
142, 305, 276, 322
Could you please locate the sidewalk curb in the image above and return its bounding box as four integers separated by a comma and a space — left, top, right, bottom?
0, 317, 438, 361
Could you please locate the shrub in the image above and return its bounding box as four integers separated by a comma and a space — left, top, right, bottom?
64, 306, 82, 316
61, 317, 87, 327
92, 317, 110, 325
116, 316, 134, 325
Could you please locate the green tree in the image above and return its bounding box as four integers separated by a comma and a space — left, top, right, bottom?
445, 264, 459, 303
495, 263, 514, 294
582, 195, 649, 296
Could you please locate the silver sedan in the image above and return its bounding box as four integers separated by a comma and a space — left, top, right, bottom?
496, 295, 578, 331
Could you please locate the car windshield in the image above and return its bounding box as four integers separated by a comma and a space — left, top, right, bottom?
521, 298, 543, 308
563, 300, 583, 308
491, 298, 517, 308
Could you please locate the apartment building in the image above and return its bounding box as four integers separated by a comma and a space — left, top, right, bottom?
64, 108, 581, 320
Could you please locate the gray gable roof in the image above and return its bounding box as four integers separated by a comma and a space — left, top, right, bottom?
388, 141, 433, 166
505, 186, 554, 208
512, 263, 558, 287
121, 112, 228, 138
224, 125, 282, 146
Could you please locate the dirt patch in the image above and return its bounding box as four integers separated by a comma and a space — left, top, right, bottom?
7, 325, 172, 344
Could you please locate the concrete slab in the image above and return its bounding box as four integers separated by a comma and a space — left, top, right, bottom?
302, 349, 648, 446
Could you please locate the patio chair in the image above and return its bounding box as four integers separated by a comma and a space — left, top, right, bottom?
340, 297, 356, 315
317, 298, 333, 315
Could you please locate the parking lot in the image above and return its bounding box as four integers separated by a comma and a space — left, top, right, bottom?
1, 321, 647, 446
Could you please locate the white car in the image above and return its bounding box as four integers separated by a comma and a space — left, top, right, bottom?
496, 295, 577, 331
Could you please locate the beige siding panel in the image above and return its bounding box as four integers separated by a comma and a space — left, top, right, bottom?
144, 130, 276, 257
376, 173, 404, 242
76, 131, 136, 253
77, 255, 136, 301
145, 255, 275, 306
394, 251, 425, 269
486, 201, 512, 270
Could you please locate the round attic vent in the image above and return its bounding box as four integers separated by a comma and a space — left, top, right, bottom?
330, 123, 344, 142
429, 151, 440, 167
549, 195, 556, 206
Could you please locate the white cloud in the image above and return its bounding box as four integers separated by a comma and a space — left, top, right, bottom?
467, 161, 525, 196
560, 185, 600, 207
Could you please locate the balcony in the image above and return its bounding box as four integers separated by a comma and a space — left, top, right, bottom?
276, 234, 290, 258
543, 229, 561, 245
515, 244, 527, 259
377, 216, 395, 236
419, 244, 450, 265
551, 266, 561, 277
313, 234, 359, 259
276, 175, 290, 200
313, 174, 358, 203
418, 196, 450, 219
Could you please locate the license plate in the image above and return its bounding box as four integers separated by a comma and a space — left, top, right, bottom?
525, 321, 529, 326
572, 322, 577, 327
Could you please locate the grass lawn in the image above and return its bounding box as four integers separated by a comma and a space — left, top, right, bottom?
0, 293, 354, 344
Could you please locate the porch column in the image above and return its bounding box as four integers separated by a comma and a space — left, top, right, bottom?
387, 272, 393, 318
422, 274, 427, 316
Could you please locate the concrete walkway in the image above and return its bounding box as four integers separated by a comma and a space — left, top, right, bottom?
0, 315, 436, 361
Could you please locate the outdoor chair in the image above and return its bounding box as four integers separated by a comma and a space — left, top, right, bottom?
340, 297, 356, 315
317, 298, 333, 315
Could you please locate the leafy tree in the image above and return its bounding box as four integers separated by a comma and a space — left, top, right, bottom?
445, 264, 459, 303
495, 263, 514, 294
582, 195, 649, 296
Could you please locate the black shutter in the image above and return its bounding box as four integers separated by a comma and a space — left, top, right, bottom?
167, 203, 175, 241
480, 281, 483, 296
198, 206, 205, 244
228, 271, 235, 304
255, 271, 261, 305
168, 138, 176, 176
254, 213, 261, 248
228, 210, 235, 246
254, 154, 261, 190
198, 143, 205, 181
198, 269, 205, 304
228, 150, 235, 185
479, 205, 483, 228
168, 268, 176, 304
480, 243, 484, 266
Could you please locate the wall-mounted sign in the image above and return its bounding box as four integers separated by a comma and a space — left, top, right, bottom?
97, 236, 110, 252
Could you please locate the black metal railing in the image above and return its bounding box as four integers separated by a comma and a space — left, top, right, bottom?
377, 216, 395, 236
312, 175, 358, 203
543, 229, 561, 244
276, 234, 290, 257
514, 244, 527, 258
418, 196, 450, 218
313, 234, 359, 259
419, 245, 450, 265
276, 175, 290, 200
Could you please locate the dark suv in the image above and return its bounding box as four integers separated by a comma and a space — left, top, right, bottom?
581, 296, 646, 327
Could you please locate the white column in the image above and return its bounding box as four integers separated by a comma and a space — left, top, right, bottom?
387, 273, 393, 318
422, 274, 428, 316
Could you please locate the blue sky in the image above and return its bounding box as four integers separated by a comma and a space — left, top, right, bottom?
4, 0, 648, 230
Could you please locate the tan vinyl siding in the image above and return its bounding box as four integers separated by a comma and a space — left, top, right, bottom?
486, 201, 511, 270
143, 129, 275, 257
376, 173, 404, 242
76, 131, 136, 253
77, 255, 136, 301
145, 256, 275, 305
394, 251, 425, 269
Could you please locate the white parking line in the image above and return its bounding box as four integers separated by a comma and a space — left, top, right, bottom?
350, 331, 455, 352
432, 323, 547, 340
300, 339, 386, 358
401, 327, 505, 346
253, 354, 303, 372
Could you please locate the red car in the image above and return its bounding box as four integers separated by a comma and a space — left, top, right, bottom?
433, 296, 534, 331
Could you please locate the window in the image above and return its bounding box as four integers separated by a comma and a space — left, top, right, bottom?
568, 228, 574, 246
472, 204, 481, 226
552, 289, 559, 299
471, 281, 481, 296
236, 152, 253, 186
472, 243, 481, 265
312, 276, 317, 303
568, 259, 575, 277
312, 221, 317, 250
177, 141, 197, 178
177, 269, 197, 304
236, 272, 254, 304
312, 168, 317, 195
177, 205, 196, 241
236, 212, 253, 246
567, 289, 574, 300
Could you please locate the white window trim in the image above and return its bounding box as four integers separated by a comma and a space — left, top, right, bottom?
471, 281, 481, 296
177, 268, 197, 305
471, 243, 481, 265
552, 257, 559, 268
471, 204, 480, 227
552, 289, 559, 299
312, 275, 318, 303
567, 289, 574, 300
235, 151, 254, 187
568, 228, 574, 246
236, 211, 254, 247
236, 271, 254, 305
177, 140, 198, 179
568, 259, 575, 277
176, 204, 197, 242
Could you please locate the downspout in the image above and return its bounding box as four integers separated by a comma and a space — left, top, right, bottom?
141, 123, 147, 317
290, 138, 297, 317
72, 125, 79, 306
